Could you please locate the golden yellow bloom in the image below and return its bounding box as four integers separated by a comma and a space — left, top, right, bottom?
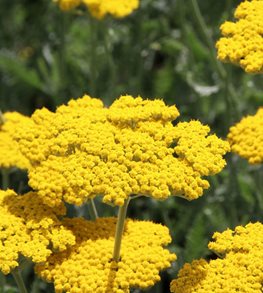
53, 0, 81, 11
36, 217, 176, 293
170, 222, 263, 293
170, 253, 263, 293
227, 108, 263, 164
0, 189, 75, 274
0, 112, 30, 170
82, 0, 139, 19
216, 0, 263, 73
15, 95, 229, 207
208, 222, 263, 256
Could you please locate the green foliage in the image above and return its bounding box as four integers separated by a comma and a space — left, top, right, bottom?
184, 213, 209, 263
0, 0, 262, 292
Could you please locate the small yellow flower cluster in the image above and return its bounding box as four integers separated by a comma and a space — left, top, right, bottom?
216, 0, 263, 73
53, 0, 81, 11
227, 108, 263, 164
0, 112, 30, 170
208, 222, 263, 256
83, 0, 139, 19
36, 217, 176, 293
15, 95, 229, 207
53, 0, 139, 19
0, 189, 75, 274
170, 222, 263, 293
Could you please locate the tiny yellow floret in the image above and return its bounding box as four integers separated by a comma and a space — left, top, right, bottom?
36, 217, 176, 292
228, 108, 263, 164
216, 0, 263, 73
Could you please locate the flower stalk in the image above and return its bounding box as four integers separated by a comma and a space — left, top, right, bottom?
0, 110, 5, 125
1, 169, 9, 190
88, 198, 98, 220
112, 197, 130, 262
12, 268, 28, 293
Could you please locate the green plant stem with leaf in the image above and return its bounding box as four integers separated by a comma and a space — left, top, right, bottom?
189, 0, 241, 225
12, 269, 28, 293
189, 0, 240, 124
0, 273, 6, 293
88, 17, 99, 96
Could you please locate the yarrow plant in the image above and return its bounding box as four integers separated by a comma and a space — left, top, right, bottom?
53, 0, 140, 19
216, 0, 263, 73
0, 95, 229, 292
1, 0, 262, 292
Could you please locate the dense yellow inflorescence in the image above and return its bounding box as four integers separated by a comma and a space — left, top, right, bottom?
227, 108, 263, 164
208, 222, 263, 256
53, 0, 139, 18
53, 0, 81, 11
170, 222, 263, 293
0, 112, 30, 170
82, 0, 139, 19
0, 189, 75, 274
36, 217, 176, 293
15, 95, 229, 207
216, 0, 263, 73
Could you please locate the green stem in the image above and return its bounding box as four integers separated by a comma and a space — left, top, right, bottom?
12, 269, 28, 293
89, 17, 99, 96
102, 20, 117, 100
57, 11, 67, 104
112, 198, 130, 262
88, 198, 98, 220
1, 169, 9, 190
189, 0, 240, 123
0, 272, 6, 292
0, 110, 5, 125
190, 0, 226, 79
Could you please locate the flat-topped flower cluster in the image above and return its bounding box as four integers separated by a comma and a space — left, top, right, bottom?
36, 217, 176, 293
170, 222, 263, 292
228, 108, 263, 164
53, 0, 139, 19
216, 0, 263, 73
0, 112, 30, 170
0, 94, 230, 292
15, 95, 229, 207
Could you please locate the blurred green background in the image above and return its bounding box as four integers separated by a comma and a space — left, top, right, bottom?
0, 0, 262, 292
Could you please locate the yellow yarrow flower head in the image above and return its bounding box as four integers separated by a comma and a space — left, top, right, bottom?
82, 0, 139, 19
53, 0, 81, 11
53, 0, 139, 18
216, 0, 263, 73
36, 217, 176, 292
170, 253, 263, 293
0, 189, 75, 275
227, 108, 263, 164
16, 95, 229, 207
170, 222, 263, 293
208, 222, 263, 256
0, 112, 30, 170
